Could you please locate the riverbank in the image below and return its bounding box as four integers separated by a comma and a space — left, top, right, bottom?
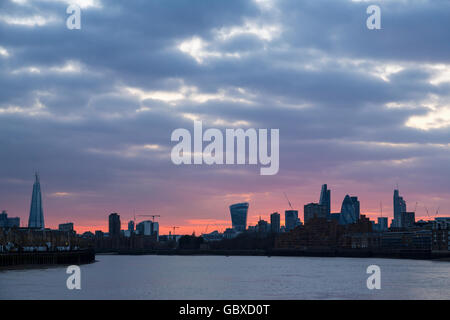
0, 249, 96, 268
108, 248, 450, 261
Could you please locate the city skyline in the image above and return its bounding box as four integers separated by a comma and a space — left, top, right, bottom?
0, 0, 449, 235
1, 173, 446, 235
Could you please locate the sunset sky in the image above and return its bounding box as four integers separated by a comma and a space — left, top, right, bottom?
0, 0, 449, 235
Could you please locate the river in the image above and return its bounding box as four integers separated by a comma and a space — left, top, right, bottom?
0, 255, 449, 299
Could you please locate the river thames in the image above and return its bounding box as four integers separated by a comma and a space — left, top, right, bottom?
1, 255, 449, 299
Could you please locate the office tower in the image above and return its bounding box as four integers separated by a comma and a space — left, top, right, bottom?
378, 217, 388, 231
28, 173, 45, 229
152, 222, 159, 240
304, 203, 328, 223
393, 189, 407, 228
351, 196, 360, 220
257, 219, 269, 233
136, 220, 159, 238
285, 210, 300, 231
339, 195, 359, 225
136, 220, 152, 235
109, 213, 121, 237
229, 203, 249, 232
319, 184, 331, 217
128, 220, 135, 232
401, 212, 415, 228
270, 212, 281, 233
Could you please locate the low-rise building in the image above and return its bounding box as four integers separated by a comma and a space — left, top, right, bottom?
0, 211, 20, 228
58, 222, 74, 233
432, 217, 450, 251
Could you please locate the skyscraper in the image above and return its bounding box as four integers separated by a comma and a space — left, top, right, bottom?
351, 196, 360, 219
128, 220, 135, 233
285, 210, 300, 231
304, 203, 328, 223
229, 203, 249, 232
319, 184, 331, 217
109, 213, 121, 237
339, 195, 359, 225
393, 189, 407, 228
401, 212, 415, 228
28, 173, 44, 229
377, 217, 388, 231
270, 212, 280, 233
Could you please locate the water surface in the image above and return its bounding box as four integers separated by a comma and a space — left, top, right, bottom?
1, 255, 449, 299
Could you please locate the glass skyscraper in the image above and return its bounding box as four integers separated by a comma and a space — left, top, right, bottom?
339, 195, 360, 225
229, 203, 249, 232
28, 173, 45, 229
393, 189, 407, 228
319, 184, 331, 217
285, 210, 300, 231
109, 213, 121, 237
270, 212, 280, 233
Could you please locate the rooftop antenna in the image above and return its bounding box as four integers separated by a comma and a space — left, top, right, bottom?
380, 201, 383, 217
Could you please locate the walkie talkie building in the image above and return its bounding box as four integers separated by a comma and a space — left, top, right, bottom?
229, 203, 249, 232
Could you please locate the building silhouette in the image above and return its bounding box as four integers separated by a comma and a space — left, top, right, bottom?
270, 212, 280, 233
229, 203, 249, 231
128, 220, 135, 233
285, 210, 300, 231
401, 212, 415, 228
58, 222, 74, 233
304, 203, 328, 223
339, 195, 360, 225
136, 220, 159, 238
257, 218, 269, 233
0, 210, 20, 228
319, 184, 331, 217
393, 189, 407, 228
28, 173, 45, 229
109, 213, 121, 237
377, 217, 388, 231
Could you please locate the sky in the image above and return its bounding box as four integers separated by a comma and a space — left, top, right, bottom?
0, 0, 449, 235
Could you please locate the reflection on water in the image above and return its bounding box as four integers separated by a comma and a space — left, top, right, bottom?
0, 255, 449, 299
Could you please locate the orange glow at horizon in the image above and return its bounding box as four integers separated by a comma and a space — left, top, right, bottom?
43, 212, 438, 236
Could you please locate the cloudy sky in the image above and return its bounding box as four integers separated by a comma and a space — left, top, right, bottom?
0, 0, 449, 234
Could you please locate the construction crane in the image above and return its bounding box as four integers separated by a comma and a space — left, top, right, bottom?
434, 207, 440, 218
283, 192, 294, 210
425, 207, 430, 220
138, 214, 160, 222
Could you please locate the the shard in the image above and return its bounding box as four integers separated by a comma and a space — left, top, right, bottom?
28, 173, 45, 229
